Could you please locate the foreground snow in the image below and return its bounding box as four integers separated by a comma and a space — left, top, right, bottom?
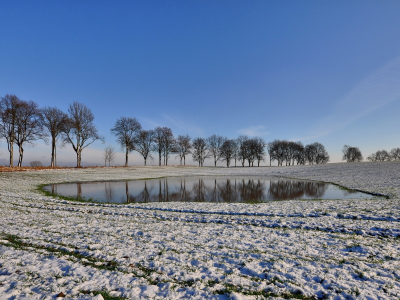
0, 162, 399, 299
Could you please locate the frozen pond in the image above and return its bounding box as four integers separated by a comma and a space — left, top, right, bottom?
43, 176, 379, 203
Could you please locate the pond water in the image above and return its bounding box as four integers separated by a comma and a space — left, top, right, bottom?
43, 176, 379, 204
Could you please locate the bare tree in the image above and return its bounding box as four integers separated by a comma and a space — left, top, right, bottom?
283, 141, 295, 166
110, 117, 142, 167
161, 127, 175, 166
390, 148, 400, 160
292, 142, 305, 165
103, 145, 116, 167
242, 138, 258, 167
192, 137, 210, 167
134, 129, 154, 166
175, 134, 192, 165
367, 153, 377, 162
0, 94, 23, 167
268, 140, 286, 166
220, 139, 235, 167
313, 142, 330, 164
41, 107, 68, 167
14, 100, 44, 167
207, 134, 226, 167
231, 139, 239, 167
62, 102, 104, 167
237, 135, 249, 167
342, 145, 363, 162
152, 127, 165, 166
255, 137, 267, 167
367, 150, 391, 162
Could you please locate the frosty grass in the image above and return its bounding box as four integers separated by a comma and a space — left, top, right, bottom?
0, 161, 399, 300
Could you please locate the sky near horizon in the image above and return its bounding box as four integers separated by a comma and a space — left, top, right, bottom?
1, 1, 400, 166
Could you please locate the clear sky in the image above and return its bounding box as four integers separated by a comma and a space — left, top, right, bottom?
1, 1, 400, 166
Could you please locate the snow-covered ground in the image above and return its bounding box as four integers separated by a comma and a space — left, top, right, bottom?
0, 161, 399, 299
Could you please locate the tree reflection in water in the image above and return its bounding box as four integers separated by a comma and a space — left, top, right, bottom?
123, 178, 328, 203
44, 177, 374, 204
268, 180, 327, 200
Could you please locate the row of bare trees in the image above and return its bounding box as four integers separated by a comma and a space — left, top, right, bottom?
0, 94, 103, 167
367, 148, 400, 162
267, 140, 330, 166
0, 94, 333, 168
110, 118, 270, 168
110, 118, 331, 168
341, 145, 400, 163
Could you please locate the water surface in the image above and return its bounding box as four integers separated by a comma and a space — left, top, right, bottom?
43, 176, 378, 204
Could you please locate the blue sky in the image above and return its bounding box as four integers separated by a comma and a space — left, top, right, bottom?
1, 1, 400, 166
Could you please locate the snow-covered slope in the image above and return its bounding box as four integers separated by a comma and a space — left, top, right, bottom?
0, 162, 399, 299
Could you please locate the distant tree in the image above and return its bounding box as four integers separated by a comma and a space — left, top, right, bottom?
134, 129, 154, 166
367, 150, 391, 162
175, 134, 192, 165
268, 140, 286, 166
292, 142, 305, 165
62, 102, 104, 167
220, 139, 236, 167
110, 117, 142, 167
0, 94, 24, 167
304, 143, 317, 165
376, 150, 391, 161
152, 127, 175, 166
207, 134, 227, 167
283, 141, 296, 166
231, 139, 239, 167
103, 145, 116, 167
192, 137, 210, 167
255, 137, 267, 167
242, 138, 258, 167
342, 145, 363, 162
314, 142, 330, 164
161, 127, 175, 166
152, 127, 165, 166
30, 160, 43, 167
367, 153, 377, 162
14, 100, 44, 167
390, 148, 400, 160
41, 107, 68, 167
237, 135, 249, 167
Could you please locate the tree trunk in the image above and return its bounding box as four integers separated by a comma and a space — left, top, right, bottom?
51, 137, 56, 167
144, 158, 147, 166
184, 156, 186, 165
18, 146, 24, 167
77, 151, 81, 168
159, 149, 162, 166
125, 147, 129, 167
9, 142, 14, 167
214, 159, 217, 167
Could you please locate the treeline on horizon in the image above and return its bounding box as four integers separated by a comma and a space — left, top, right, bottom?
1, 94, 399, 168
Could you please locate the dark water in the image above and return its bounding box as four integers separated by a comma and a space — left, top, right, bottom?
43, 176, 379, 204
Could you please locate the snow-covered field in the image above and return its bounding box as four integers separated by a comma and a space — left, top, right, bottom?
0, 161, 399, 299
